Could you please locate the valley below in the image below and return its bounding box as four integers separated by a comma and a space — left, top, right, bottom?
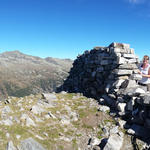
0, 51, 73, 98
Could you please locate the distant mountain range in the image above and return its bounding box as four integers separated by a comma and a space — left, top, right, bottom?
0, 50, 73, 98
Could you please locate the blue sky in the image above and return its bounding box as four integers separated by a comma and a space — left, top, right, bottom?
0, 0, 150, 60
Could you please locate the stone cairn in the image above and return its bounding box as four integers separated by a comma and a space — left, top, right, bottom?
57, 42, 150, 140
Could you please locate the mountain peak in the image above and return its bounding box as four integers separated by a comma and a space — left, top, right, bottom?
1, 50, 26, 57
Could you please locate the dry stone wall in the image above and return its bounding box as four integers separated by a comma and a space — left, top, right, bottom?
60, 42, 140, 98
58, 42, 150, 140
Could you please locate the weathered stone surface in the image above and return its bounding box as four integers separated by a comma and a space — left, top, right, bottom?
19, 138, 46, 150
99, 105, 110, 112
114, 69, 133, 75
41, 93, 57, 101
117, 103, 126, 112
126, 80, 137, 88
118, 120, 126, 129
137, 94, 150, 105
0, 119, 13, 126
30, 105, 45, 115
89, 137, 101, 146
118, 64, 137, 69
7, 141, 17, 150
123, 54, 136, 58
113, 79, 125, 89
103, 133, 124, 150
135, 88, 145, 94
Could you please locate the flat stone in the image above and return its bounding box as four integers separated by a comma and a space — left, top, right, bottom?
7, 141, 17, 150
99, 106, 110, 113
41, 93, 57, 101
123, 54, 136, 58
89, 137, 101, 146
117, 103, 126, 112
30, 105, 45, 115
103, 133, 124, 150
114, 69, 133, 75
137, 94, 150, 106
135, 88, 145, 94
131, 74, 142, 80
113, 79, 125, 89
118, 64, 138, 69
19, 138, 46, 150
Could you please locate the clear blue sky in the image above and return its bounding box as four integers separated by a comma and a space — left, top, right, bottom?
0, 0, 150, 60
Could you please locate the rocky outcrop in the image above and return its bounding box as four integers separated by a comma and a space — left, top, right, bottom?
58, 42, 150, 148
59, 42, 140, 98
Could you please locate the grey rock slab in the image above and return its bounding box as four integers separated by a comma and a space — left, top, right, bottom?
137, 93, 150, 106
7, 141, 17, 150
2, 106, 12, 114
103, 133, 124, 150
89, 137, 101, 146
0, 118, 13, 126
18, 138, 46, 150
135, 88, 146, 94
114, 69, 133, 75
122, 54, 136, 58
30, 105, 45, 115
26, 117, 36, 127
41, 93, 57, 101
131, 74, 142, 80
118, 120, 126, 129
109, 126, 119, 134
99, 106, 110, 113
60, 116, 70, 125
118, 64, 138, 69
113, 79, 125, 89
126, 80, 137, 88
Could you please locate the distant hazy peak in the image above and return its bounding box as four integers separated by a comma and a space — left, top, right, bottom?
0, 51, 44, 61
0, 50, 26, 57
45, 57, 73, 62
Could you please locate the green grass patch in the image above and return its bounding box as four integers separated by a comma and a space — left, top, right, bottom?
72, 138, 78, 150
104, 119, 116, 125
82, 124, 93, 130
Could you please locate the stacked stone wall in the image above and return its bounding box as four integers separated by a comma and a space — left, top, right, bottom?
60, 42, 140, 99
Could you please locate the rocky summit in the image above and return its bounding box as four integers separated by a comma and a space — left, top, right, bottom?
0, 91, 147, 150
1, 42, 150, 150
